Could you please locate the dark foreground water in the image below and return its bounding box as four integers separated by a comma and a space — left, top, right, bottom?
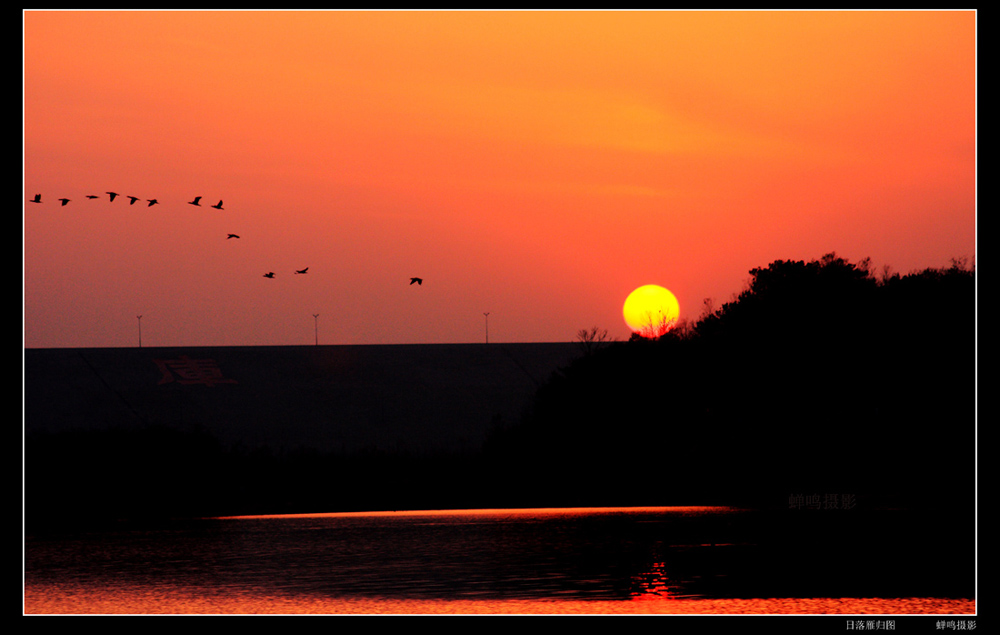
24, 506, 975, 615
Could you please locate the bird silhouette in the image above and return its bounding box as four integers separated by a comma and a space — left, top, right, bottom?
58, 198, 71, 206
147, 199, 159, 207
410, 277, 423, 285
127, 196, 140, 205
227, 234, 240, 239
188, 196, 202, 206
29, 194, 42, 203
295, 267, 309, 274
86, 195, 100, 199
263, 272, 275, 278
107, 192, 119, 202
212, 200, 224, 210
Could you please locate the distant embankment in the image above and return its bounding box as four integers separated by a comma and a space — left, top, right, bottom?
25, 343, 582, 456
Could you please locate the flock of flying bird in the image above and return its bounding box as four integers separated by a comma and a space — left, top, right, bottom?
30, 191, 222, 209
28, 191, 425, 286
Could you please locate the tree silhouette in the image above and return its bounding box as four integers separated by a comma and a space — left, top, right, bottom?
576, 326, 614, 356
486, 253, 975, 509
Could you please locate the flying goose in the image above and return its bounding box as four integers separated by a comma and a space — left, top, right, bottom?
212, 200, 224, 210
410, 277, 423, 285
147, 199, 159, 207
58, 198, 71, 206
188, 196, 202, 206
263, 272, 275, 278
127, 196, 140, 205
29, 194, 42, 203
295, 267, 309, 274
107, 192, 119, 202
227, 234, 240, 239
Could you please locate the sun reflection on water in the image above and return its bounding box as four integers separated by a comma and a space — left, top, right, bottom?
630, 561, 677, 600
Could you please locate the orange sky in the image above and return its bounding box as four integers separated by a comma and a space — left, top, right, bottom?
23, 10, 976, 348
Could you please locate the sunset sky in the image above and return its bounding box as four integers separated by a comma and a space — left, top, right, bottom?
23, 10, 976, 348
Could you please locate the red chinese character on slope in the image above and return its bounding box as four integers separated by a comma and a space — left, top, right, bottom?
153, 355, 237, 387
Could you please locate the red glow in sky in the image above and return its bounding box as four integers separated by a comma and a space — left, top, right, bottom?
23, 10, 976, 348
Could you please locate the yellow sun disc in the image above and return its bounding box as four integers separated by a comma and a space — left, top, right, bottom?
623, 285, 680, 338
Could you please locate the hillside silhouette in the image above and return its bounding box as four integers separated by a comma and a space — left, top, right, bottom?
483, 253, 976, 510
25, 253, 975, 529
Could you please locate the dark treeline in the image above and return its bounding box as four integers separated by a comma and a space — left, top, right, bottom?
24, 253, 976, 531
485, 253, 976, 512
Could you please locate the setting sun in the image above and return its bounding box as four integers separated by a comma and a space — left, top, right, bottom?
623, 285, 680, 338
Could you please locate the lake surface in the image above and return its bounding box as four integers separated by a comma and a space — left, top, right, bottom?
24, 506, 975, 615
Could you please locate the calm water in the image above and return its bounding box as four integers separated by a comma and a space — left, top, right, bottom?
24, 506, 975, 615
